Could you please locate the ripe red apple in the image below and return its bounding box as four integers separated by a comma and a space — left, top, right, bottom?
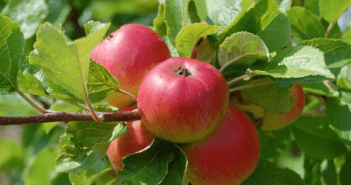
91, 23, 170, 108
182, 103, 260, 185
137, 57, 229, 143
106, 107, 155, 171
261, 83, 305, 130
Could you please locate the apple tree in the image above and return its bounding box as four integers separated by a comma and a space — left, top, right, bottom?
0, 0, 351, 184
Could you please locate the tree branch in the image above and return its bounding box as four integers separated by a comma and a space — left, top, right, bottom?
0, 110, 141, 126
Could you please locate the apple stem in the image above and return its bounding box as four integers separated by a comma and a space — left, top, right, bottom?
118, 88, 137, 100
174, 66, 191, 77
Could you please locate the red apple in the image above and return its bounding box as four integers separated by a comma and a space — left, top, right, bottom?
106, 107, 155, 171
261, 83, 305, 130
182, 103, 260, 185
91, 23, 170, 108
137, 57, 229, 143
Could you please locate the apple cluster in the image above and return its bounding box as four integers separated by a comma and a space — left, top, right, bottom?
91, 23, 305, 184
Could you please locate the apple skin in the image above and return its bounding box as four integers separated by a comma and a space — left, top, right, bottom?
182, 103, 260, 185
137, 57, 229, 143
106, 107, 155, 171
261, 83, 305, 131
191, 45, 199, 59
91, 23, 170, 108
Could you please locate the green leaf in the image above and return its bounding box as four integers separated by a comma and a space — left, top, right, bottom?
196, 38, 216, 64
322, 160, 338, 185
56, 151, 106, 173
286, 7, 325, 41
273, 76, 329, 90
117, 139, 175, 185
292, 116, 348, 159
207, 0, 242, 26
57, 121, 127, 173
42, 122, 60, 135
301, 38, 351, 77
259, 126, 291, 159
50, 100, 83, 112
0, 94, 37, 115
304, 0, 320, 17
18, 57, 82, 105
92, 123, 128, 158
188, 0, 201, 23
241, 78, 294, 113
164, 0, 192, 46
218, 31, 269, 68
0, 15, 25, 94
241, 159, 305, 185
302, 82, 337, 96
64, 121, 126, 154
69, 167, 116, 185
303, 155, 322, 185
29, 22, 110, 101
175, 23, 221, 58
257, 11, 291, 52
320, 0, 351, 23
44, 0, 71, 27
218, 0, 279, 40
342, 29, 351, 41
17, 73, 47, 95
337, 64, 351, 90
159, 145, 187, 185
84, 21, 109, 36
326, 97, 351, 131
190, 0, 208, 21
0, 139, 25, 172
25, 147, 59, 185
2, 0, 49, 39
340, 151, 351, 185
87, 60, 120, 104
275, 0, 292, 10
251, 46, 335, 79
153, 3, 167, 36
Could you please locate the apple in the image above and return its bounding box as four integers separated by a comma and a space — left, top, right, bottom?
106, 107, 155, 171
91, 23, 171, 108
191, 45, 199, 59
182, 103, 260, 185
137, 57, 229, 143
261, 83, 305, 130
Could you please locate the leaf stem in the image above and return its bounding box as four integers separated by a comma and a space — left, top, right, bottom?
118, 88, 137, 100
75, 49, 102, 122
0, 110, 141, 126
227, 74, 250, 87
325, 22, 336, 38
0, 71, 49, 114
229, 80, 274, 93
219, 57, 240, 72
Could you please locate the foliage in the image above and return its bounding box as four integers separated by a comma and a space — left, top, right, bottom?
1, 0, 351, 184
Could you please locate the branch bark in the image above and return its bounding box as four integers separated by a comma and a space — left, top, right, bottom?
0, 110, 141, 126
